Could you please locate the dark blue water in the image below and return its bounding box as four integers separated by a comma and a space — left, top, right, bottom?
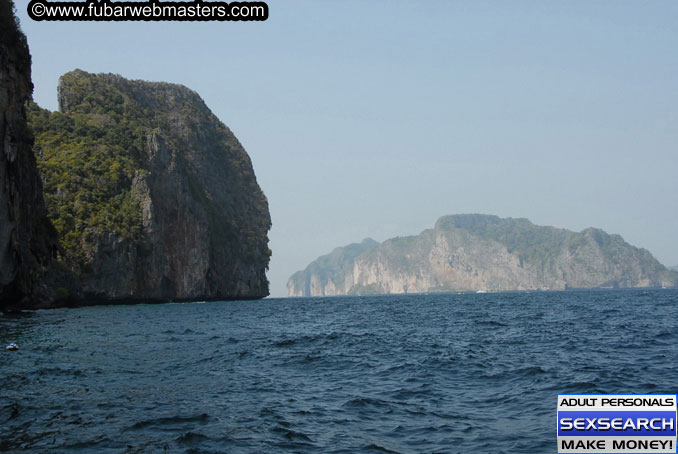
1, 290, 677, 453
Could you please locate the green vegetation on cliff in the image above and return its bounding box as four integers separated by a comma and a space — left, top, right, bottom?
27, 70, 271, 301
28, 101, 144, 263
436, 215, 607, 268
27, 70, 193, 265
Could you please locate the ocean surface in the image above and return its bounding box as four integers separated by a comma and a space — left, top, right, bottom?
1, 289, 677, 454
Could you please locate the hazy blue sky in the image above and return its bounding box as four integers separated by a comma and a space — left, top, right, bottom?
15, 0, 678, 296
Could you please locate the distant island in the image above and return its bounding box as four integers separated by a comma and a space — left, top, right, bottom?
288, 214, 678, 296
0, 4, 271, 311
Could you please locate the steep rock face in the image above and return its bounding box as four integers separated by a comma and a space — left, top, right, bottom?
288, 214, 678, 296
30, 70, 271, 303
0, 1, 57, 311
287, 238, 379, 296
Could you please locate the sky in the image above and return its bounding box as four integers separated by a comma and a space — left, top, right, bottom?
14, 0, 678, 296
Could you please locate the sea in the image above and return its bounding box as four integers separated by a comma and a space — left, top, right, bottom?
1, 289, 677, 454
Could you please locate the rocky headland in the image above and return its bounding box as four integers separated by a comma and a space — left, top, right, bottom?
28, 70, 271, 306
0, 1, 271, 310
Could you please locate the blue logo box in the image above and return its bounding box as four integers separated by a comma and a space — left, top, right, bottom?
557, 394, 678, 454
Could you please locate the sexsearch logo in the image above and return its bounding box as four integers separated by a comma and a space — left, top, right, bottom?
557, 394, 677, 453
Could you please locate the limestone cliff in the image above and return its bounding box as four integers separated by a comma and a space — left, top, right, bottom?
288, 214, 678, 296
29, 70, 271, 304
0, 0, 57, 311
287, 238, 379, 297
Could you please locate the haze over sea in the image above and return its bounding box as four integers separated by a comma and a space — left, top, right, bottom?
2, 289, 677, 453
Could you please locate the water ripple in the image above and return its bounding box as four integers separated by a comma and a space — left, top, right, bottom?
1, 289, 677, 453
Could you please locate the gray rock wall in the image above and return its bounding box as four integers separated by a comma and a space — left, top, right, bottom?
288, 215, 678, 296
52, 71, 272, 302
0, 1, 57, 310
